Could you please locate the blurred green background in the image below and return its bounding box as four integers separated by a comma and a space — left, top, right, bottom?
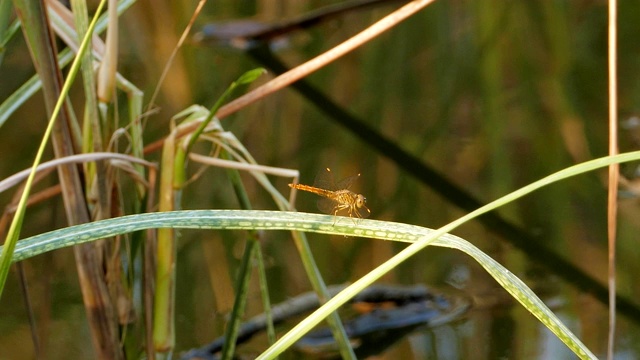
2, 0, 640, 358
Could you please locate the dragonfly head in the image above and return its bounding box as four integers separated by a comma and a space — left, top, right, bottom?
356, 194, 367, 208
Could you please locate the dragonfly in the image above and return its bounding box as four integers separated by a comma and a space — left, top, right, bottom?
288, 168, 370, 221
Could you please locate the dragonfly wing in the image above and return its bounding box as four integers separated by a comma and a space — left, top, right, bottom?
313, 168, 336, 190
313, 168, 360, 191
317, 197, 338, 215
334, 173, 360, 191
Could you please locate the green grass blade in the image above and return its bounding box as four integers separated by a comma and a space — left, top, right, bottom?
6, 151, 640, 358
0, 6, 19, 67
0, 0, 108, 298
3, 209, 595, 358
185, 68, 265, 154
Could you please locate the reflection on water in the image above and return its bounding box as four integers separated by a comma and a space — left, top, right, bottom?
181, 284, 470, 359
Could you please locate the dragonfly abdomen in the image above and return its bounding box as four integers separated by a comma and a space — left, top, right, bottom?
288, 184, 334, 198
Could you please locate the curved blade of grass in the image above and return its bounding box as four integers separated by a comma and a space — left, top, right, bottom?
0, 152, 155, 193
259, 153, 640, 360
184, 68, 265, 155
6, 151, 640, 358
3, 209, 595, 358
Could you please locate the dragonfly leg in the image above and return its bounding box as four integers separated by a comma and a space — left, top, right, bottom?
331, 204, 351, 225
348, 205, 362, 224
335, 204, 364, 225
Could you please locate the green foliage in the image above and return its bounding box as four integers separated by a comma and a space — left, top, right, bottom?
7, 151, 640, 359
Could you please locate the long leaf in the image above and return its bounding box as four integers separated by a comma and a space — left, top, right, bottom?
8, 151, 640, 359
